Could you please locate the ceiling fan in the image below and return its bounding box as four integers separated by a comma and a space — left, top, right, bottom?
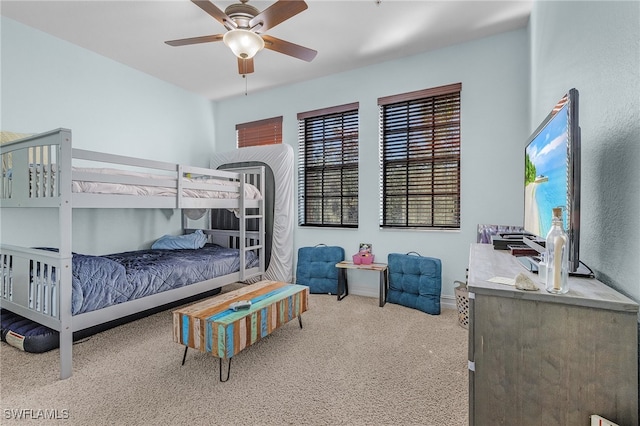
165, 0, 317, 75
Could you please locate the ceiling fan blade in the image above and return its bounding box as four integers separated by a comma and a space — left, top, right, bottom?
262, 34, 317, 62
249, 0, 308, 33
165, 34, 224, 47
238, 58, 255, 75
191, 0, 236, 30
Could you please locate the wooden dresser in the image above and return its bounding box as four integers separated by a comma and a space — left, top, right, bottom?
467, 243, 638, 425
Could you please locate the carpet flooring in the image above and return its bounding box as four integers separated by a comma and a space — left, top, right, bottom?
0, 284, 468, 425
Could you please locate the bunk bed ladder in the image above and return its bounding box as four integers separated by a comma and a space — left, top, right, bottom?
238, 170, 265, 281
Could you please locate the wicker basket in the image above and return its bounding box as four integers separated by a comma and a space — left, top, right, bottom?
454, 281, 469, 329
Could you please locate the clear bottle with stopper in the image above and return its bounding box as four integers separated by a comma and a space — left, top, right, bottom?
545, 207, 569, 294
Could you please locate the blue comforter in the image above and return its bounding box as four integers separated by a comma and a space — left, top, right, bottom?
71, 244, 258, 315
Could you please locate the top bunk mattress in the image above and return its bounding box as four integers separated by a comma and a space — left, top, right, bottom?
22, 166, 262, 200
70, 167, 262, 199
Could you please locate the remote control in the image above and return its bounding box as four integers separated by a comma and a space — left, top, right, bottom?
229, 300, 252, 311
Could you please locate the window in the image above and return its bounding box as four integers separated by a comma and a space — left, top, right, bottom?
236, 116, 282, 148
379, 83, 461, 229
297, 103, 359, 227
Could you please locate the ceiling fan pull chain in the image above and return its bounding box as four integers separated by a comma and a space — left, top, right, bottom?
244, 74, 248, 96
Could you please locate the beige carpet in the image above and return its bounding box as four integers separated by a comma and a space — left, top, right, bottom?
0, 284, 468, 425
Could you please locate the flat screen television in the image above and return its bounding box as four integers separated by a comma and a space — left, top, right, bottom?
521, 88, 590, 276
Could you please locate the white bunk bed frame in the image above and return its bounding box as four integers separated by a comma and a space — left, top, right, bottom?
0, 128, 265, 379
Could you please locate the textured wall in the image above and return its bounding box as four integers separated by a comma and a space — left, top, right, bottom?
529, 1, 640, 302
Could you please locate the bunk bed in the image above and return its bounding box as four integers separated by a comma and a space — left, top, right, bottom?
0, 128, 266, 379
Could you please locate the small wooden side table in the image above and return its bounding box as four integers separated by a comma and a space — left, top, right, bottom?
335, 261, 389, 307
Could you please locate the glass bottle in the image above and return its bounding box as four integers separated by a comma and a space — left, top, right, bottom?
545, 207, 569, 294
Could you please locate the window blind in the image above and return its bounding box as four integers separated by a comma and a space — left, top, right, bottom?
236, 116, 282, 148
297, 103, 359, 227
379, 83, 461, 229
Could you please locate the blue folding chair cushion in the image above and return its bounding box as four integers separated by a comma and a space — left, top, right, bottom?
387, 253, 442, 315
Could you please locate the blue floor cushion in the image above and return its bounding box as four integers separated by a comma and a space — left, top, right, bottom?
296, 245, 344, 294
387, 252, 442, 315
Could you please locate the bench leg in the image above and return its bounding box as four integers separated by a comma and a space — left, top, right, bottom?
220, 358, 232, 382
379, 269, 388, 307
183, 347, 232, 383
337, 268, 349, 301
181, 346, 188, 366
298, 315, 303, 329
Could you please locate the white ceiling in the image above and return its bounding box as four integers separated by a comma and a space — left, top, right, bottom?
1, 0, 532, 101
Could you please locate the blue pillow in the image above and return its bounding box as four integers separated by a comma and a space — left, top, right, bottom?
151, 230, 207, 250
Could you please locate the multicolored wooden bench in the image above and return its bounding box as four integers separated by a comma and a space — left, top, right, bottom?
173, 280, 309, 381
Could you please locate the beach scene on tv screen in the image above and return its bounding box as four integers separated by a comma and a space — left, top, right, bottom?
524, 105, 569, 238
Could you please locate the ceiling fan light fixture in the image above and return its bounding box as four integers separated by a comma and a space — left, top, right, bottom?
223, 29, 264, 59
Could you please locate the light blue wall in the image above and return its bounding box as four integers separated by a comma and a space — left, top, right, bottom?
1, 17, 216, 163
530, 1, 640, 302
214, 29, 530, 298
2, 3, 635, 305
1, 17, 217, 254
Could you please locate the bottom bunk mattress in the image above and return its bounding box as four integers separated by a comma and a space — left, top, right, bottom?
1, 244, 257, 353
73, 243, 259, 315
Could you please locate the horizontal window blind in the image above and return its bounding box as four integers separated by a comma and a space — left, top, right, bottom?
379, 83, 461, 229
236, 116, 282, 148
297, 103, 359, 227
